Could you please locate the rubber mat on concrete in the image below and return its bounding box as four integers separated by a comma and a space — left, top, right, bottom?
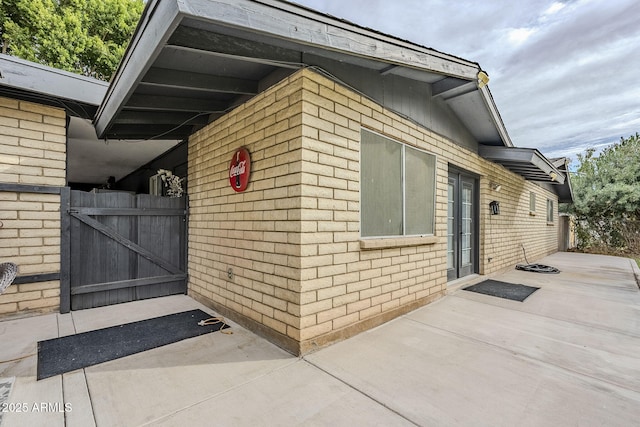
463, 280, 539, 302
37, 310, 229, 380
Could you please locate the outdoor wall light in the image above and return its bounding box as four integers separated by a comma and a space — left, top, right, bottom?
491, 183, 502, 192
549, 172, 558, 181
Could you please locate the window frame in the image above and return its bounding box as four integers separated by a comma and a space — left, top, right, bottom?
547, 198, 554, 224
529, 191, 536, 215
360, 128, 437, 240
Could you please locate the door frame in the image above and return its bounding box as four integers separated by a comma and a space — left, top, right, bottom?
447, 166, 480, 281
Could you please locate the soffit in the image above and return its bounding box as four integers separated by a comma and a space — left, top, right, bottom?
479, 146, 565, 184
479, 145, 574, 203
95, 0, 510, 147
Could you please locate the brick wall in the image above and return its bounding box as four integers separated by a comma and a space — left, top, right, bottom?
188, 73, 305, 351
479, 172, 559, 275
188, 68, 559, 354
295, 72, 447, 351
295, 70, 558, 351
0, 97, 66, 316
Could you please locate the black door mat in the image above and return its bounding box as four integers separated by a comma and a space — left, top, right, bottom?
463, 280, 540, 302
37, 309, 229, 380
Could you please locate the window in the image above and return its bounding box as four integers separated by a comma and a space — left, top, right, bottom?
529, 192, 536, 213
361, 129, 436, 238
547, 199, 554, 223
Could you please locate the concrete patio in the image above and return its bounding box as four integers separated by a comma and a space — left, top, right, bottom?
1, 252, 639, 426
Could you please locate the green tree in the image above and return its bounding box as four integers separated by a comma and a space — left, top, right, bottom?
569, 133, 640, 252
0, 0, 143, 81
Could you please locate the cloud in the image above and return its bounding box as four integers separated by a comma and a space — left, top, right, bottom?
492, 0, 640, 155
292, 0, 640, 159
506, 27, 538, 46
543, 2, 566, 17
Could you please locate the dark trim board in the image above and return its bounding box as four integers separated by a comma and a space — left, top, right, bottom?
0, 183, 62, 194
12, 273, 60, 285
69, 207, 186, 216
71, 274, 188, 295
60, 187, 71, 313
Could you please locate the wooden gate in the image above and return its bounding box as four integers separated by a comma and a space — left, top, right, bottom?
60, 188, 187, 312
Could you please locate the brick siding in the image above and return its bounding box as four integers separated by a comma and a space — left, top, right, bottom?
0, 97, 65, 316
187, 69, 559, 354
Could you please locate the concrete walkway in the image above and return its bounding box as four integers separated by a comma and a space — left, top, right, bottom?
1, 252, 639, 426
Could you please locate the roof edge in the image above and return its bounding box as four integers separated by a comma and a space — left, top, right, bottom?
176, 0, 481, 79
0, 54, 108, 107
478, 85, 513, 147
94, 0, 183, 138
479, 146, 565, 183
479, 146, 574, 202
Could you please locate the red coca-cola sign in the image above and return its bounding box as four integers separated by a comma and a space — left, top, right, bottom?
229, 147, 251, 192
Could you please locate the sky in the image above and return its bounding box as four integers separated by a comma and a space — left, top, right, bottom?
292, 0, 640, 163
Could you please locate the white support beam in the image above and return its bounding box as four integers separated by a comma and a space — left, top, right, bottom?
432, 77, 475, 99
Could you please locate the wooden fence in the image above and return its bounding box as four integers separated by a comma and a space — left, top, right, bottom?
60, 189, 187, 311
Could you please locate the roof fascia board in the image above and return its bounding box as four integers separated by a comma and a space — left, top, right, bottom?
478, 85, 513, 147
529, 151, 564, 183
197, 0, 514, 148
94, 0, 184, 138
180, 0, 480, 80
553, 157, 574, 202
479, 146, 565, 184
562, 175, 574, 203
0, 54, 108, 106
552, 158, 568, 169
479, 145, 536, 163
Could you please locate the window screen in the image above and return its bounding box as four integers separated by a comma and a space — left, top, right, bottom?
405, 146, 436, 235
530, 192, 536, 212
361, 129, 436, 238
